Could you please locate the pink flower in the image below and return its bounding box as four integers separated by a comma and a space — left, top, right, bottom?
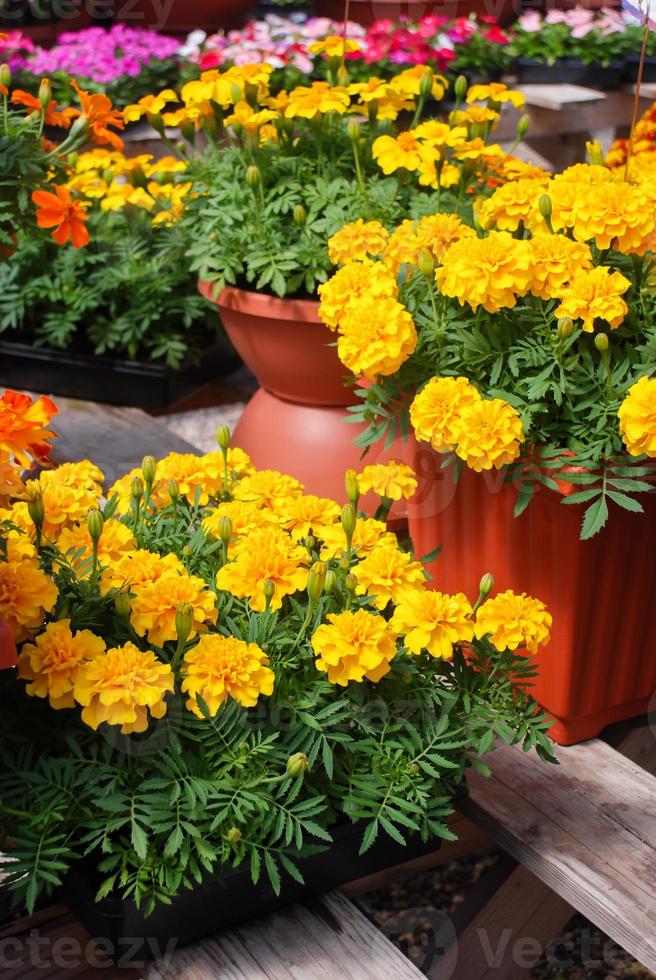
519, 10, 543, 31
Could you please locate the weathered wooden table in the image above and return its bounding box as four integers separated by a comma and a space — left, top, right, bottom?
3, 398, 656, 979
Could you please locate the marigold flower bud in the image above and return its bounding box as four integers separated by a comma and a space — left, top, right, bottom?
27, 488, 45, 531
216, 424, 231, 452
557, 317, 574, 339
305, 534, 316, 551
347, 119, 361, 143
324, 569, 336, 594
307, 561, 327, 602
454, 75, 468, 101
245, 164, 262, 188
286, 752, 309, 777
0, 64, 11, 89
417, 248, 435, 278
38, 77, 51, 108
293, 203, 307, 228
230, 83, 242, 105
131, 165, 148, 190
168, 479, 180, 503
175, 601, 194, 644
595, 333, 609, 352
538, 194, 552, 222
516, 114, 530, 140
344, 572, 357, 594
341, 504, 357, 540
114, 592, 132, 619
180, 120, 196, 144
69, 114, 89, 141
226, 827, 242, 844
131, 476, 144, 502
218, 515, 233, 545
337, 65, 349, 87
479, 572, 494, 598
146, 111, 165, 136
345, 469, 360, 507
263, 578, 276, 606
586, 139, 604, 166
419, 68, 434, 100
86, 508, 104, 543
141, 455, 157, 486
182, 544, 193, 556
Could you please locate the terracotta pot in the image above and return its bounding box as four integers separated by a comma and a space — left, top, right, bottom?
0, 622, 17, 671
199, 283, 352, 407
115, 0, 252, 34
315, 0, 517, 27
405, 438, 656, 745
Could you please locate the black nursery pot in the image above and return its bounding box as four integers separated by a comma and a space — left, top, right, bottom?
0, 340, 240, 410
515, 57, 625, 89
624, 55, 656, 83
62, 818, 456, 964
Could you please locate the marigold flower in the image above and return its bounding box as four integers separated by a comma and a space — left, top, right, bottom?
181, 634, 274, 716
0, 389, 57, 469
372, 132, 424, 174
318, 260, 397, 331
216, 526, 308, 611
410, 377, 482, 453
203, 500, 276, 542
39, 460, 104, 495
32, 185, 89, 248
11, 88, 77, 128
18, 619, 105, 708
312, 609, 398, 685
337, 296, 417, 379
453, 398, 524, 472
527, 234, 593, 300
390, 590, 474, 659
55, 518, 136, 572
391, 65, 447, 101
477, 176, 549, 232
318, 516, 395, 560
123, 89, 178, 122
280, 494, 342, 540
74, 641, 174, 733
327, 219, 389, 266
130, 572, 218, 646
357, 462, 417, 501
474, 590, 552, 654
412, 120, 468, 148
554, 266, 630, 333
437, 232, 533, 314
618, 376, 656, 458
233, 469, 304, 509
352, 542, 426, 610
71, 79, 125, 149
308, 34, 363, 57
100, 549, 185, 593
466, 82, 525, 108
568, 181, 656, 254
0, 558, 58, 642
284, 81, 350, 118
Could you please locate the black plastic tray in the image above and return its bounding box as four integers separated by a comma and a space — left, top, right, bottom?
515, 58, 625, 89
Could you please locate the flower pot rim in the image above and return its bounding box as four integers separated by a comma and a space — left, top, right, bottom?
516, 56, 625, 69
199, 282, 322, 323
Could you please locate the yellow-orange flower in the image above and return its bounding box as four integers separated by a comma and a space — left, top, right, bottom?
410, 377, 482, 453
337, 296, 417, 379
233, 469, 304, 509
318, 517, 395, 560
327, 219, 389, 266
554, 266, 630, 333
285, 81, 350, 118
130, 572, 218, 646
357, 462, 417, 501
32, 185, 89, 248
308, 35, 363, 57
351, 542, 425, 610
280, 494, 342, 540
74, 641, 174, 733
453, 398, 524, 472
318, 260, 398, 331
436, 232, 534, 313
527, 234, 593, 300
383, 214, 474, 277
55, 518, 136, 571
568, 181, 656, 254
618, 376, 656, 458
474, 590, 552, 654
466, 82, 525, 109
312, 609, 398, 685
100, 549, 185, 593
216, 526, 308, 611
18, 619, 106, 708
390, 590, 474, 659
181, 634, 274, 717
203, 500, 276, 542
476, 176, 549, 232
0, 389, 58, 469
0, 559, 58, 642
372, 132, 424, 174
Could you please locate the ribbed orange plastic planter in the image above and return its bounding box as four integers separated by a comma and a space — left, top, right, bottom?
405, 438, 656, 745
0, 622, 17, 671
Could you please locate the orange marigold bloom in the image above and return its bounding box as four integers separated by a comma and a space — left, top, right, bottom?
0, 389, 58, 468
32, 185, 89, 248
130, 572, 218, 646
0, 558, 58, 643
11, 89, 77, 128
71, 80, 125, 149
351, 542, 426, 610
181, 634, 275, 717
554, 266, 630, 333
18, 619, 106, 709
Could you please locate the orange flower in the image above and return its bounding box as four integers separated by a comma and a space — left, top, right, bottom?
32, 185, 89, 248
0, 389, 58, 468
71, 80, 124, 149
11, 89, 77, 129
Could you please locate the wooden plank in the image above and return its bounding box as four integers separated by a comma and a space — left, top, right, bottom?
517, 83, 606, 110
444, 864, 573, 980
460, 739, 656, 973
604, 719, 656, 776
147, 891, 424, 980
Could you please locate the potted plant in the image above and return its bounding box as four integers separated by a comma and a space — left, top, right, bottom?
0, 149, 237, 409
0, 437, 554, 954
324, 145, 656, 744
509, 7, 629, 89
623, 15, 656, 82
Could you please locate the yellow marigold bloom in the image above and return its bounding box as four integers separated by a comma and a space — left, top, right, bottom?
383, 214, 473, 276
497, 157, 548, 182
203, 500, 276, 542
466, 82, 525, 109
39, 460, 104, 495
527, 234, 593, 301
280, 494, 342, 540
357, 461, 417, 501
477, 176, 549, 232
200, 448, 254, 485
436, 232, 534, 314
18, 619, 105, 709
372, 132, 424, 175
453, 398, 524, 472
285, 81, 350, 119
0, 558, 58, 642
390, 590, 474, 659
553, 163, 613, 186
411, 120, 468, 148
618, 376, 656, 458
130, 572, 218, 646
4, 529, 38, 565
569, 182, 656, 255
410, 376, 481, 453
233, 469, 304, 509
418, 158, 461, 190
348, 77, 395, 102
158, 451, 225, 504
312, 609, 398, 685
74, 641, 174, 734
123, 89, 178, 123
554, 266, 630, 333
224, 100, 278, 133
216, 526, 308, 611
454, 105, 500, 127
308, 34, 362, 57
318, 516, 395, 560
100, 549, 185, 594
318, 260, 397, 331
327, 219, 389, 266
181, 634, 274, 717
474, 590, 552, 654
352, 542, 426, 610
55, 518, 136, 574
337, 296, 417, 379
23, 477, 98, 537
391, 66, 447, 101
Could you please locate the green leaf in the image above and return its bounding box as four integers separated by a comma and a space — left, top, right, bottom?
580, 495, 609, 539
